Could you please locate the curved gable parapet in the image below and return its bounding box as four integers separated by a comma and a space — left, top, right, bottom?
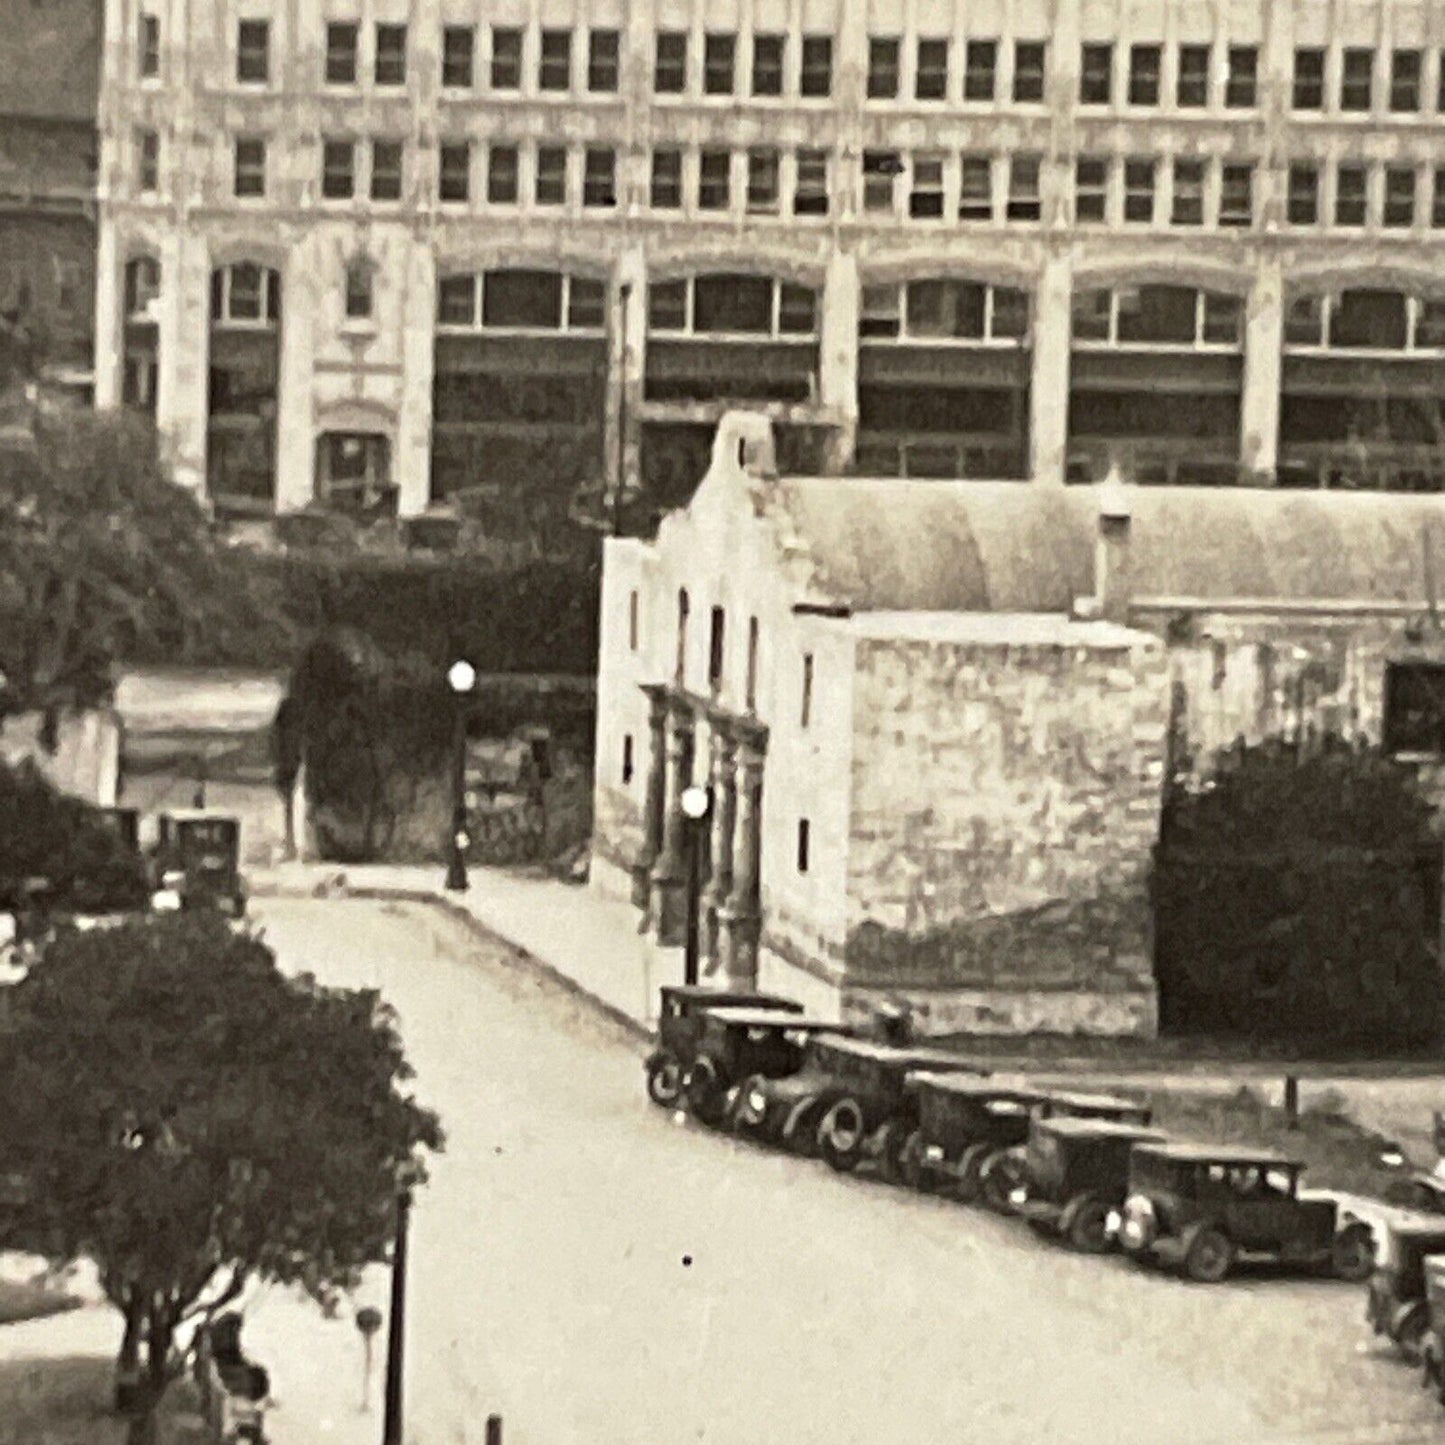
1073, 255, 1253, 297
1285, 260, 1445, 301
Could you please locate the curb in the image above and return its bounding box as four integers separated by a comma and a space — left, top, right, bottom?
249, 879, 653, 1047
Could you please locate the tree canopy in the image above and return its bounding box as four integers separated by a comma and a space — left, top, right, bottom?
0, 758, 149, 913
0, 408, 276, 714
0, 910, 443, 1441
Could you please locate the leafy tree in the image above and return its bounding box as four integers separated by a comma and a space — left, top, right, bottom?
0, 758, 149, 914
0, 910, 443, 1444
0, 408, 277, 715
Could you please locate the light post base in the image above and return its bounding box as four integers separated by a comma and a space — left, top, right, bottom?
648, 873, 687, 945
444, 853, 469, 892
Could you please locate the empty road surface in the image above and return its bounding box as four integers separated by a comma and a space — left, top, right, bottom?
253, 898, 1445, 1445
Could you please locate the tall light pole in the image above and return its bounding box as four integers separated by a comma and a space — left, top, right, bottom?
445, 660, 476, 892
680, 785, 710, 986
381, 1190, 411, 1445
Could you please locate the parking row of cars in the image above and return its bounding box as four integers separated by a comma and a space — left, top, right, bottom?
644, 986, 1378, 1289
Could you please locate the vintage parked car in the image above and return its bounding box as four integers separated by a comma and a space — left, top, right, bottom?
1111, 1141, 1377, 1284
902, 1079, 1155, 1210
682, 1009, 852, 1127
1011, 1116, 1167, 1252
644, 986, 802, 1107
900, 1075, 1054, 1203
1418, 1254, 1445, 1404
744, 1036, 987, 1177
150, 811, 247, 917
1365, 1218, 1445, 1359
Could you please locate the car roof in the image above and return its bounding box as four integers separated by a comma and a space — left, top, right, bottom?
817, 1037, 986, 1070
1133, 1140, 1301, 1167
1046, 1090, 1149, 1112
1388, 1219, 1445, 1242
908, 1073, 1049, 1100
162, 810, 239, 823
661, 987, 799, 1007
705, 1007, 847, 1030
1037, 1116, 1167, 1141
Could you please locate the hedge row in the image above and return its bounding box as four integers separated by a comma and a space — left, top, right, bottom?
125, 550, 602, 676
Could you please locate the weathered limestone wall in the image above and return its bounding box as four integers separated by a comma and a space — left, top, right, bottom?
844, 626, 1170, 1036
1151, 608, 1445, 800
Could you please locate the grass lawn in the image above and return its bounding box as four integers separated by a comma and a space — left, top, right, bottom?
1139, 1086, 1401, 1199
0, 1356, 205, 1445
0, 1279, 79, 1327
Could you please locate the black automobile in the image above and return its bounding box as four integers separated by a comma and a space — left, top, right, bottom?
744, 1036, 987, 1179
682, 1008, 851, 1127
1113, 1141, 1376, 1285
150, 811, 246, 917
900, 1075, 1053, 1204
1419, 1254, 1445, 1404
981, 1089, 1154, 1214
1366, 1218, 1445, 1358
1011, 1116, 1166, 1253
644, 986, 802, 1107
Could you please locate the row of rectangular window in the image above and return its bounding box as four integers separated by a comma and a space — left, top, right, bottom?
134, 129, 1445, 234
131, 15, 1445, 119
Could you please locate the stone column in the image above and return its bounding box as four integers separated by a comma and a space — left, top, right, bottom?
717, 735, 765, 987
700, 724, 738, 974
395, 232, 436, 516
274, 238, 318, 513
648, 694, 695, 944
1240, 258, 1284, 483
618, 246, 647, 500
635, 683, 669, 907
818, 250, 860, 473
93, 216, 124, 409
1029, 248, 1072, 486
156, 228, 211, 499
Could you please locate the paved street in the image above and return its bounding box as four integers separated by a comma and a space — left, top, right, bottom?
254, 898, 1445, 1445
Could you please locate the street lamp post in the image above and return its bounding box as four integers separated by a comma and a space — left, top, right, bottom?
381, 1190, 411, 1445
445, 660, 477, 892
680, 785, 710, 986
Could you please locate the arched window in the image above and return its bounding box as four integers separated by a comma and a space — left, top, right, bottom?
1284, 289, 1445, 352
675, 588, 689, 683
124, 256, 161, 318
645, 275, 817, 338
210, 263, 281, 326
1070, 285, 1243, 348
860, 279, 1029, 342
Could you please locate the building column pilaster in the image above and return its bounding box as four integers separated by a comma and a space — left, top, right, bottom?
635, 683, 669, 907
648, 694, 695, 944
274, 240, 317, 514
1240, 258, 1284, 483
396, 235, 436, 516
155, 228, 210, 499
93, 215, 124, 409
617, 245, 647, 501
819, 250, 860, 473
717, 737, 765, 987
700, 725, 738, 974
1029, 248, 1073, 485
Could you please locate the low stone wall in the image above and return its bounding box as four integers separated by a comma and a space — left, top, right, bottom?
0, 708, 121, 806
841, 984, 1158, 1039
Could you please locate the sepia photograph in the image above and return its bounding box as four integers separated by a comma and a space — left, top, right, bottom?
5, 0, 1445, 1441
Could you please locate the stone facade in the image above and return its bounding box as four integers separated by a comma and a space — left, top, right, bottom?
840, 622, 1168, 1032
95, 0, 1445, 516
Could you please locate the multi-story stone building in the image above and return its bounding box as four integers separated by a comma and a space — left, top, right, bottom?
1, 0, 101, 399
97, 0, 1445, 518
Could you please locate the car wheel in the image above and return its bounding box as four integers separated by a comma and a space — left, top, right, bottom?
874, 1121, 906, 1186
645, 1054, 683, 1107
980, 1151, 1028, 1214
1331, 1224, 1376, 1283
1396, 1303, 1430, 1362
783, 1099, 825, 1158
954, 1143, 992, 1205
1183, 1226, 1235, 1284
899, 1130, 929, 1192
819, 1099, 867, 1173
684, 1057, 728, 1128
1065, 1196, 1112, 1254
